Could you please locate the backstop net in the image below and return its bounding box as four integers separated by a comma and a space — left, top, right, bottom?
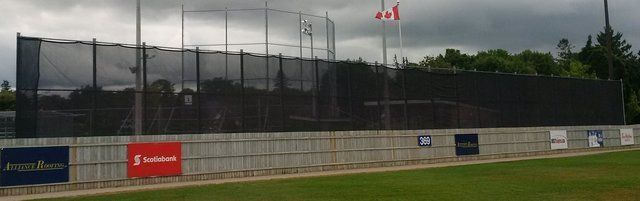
15, 36, 625, 138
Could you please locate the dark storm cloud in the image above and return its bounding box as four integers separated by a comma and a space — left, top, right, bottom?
1, 0, 639, 84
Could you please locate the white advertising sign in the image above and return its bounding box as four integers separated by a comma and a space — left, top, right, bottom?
184, 95, 193, 106
620, 129, 635, 146
550, 130, 568, 150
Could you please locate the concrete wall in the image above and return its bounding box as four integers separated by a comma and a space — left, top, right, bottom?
0, 125, 638, 196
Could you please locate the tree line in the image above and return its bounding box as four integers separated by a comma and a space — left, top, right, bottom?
0, 80, 14, 111
408, 27, 640, 124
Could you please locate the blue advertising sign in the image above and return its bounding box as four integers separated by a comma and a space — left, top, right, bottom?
0, 146, 69, 186
588, 130, 604, 148
418, 135, 432, 147
455, 134, 479, 156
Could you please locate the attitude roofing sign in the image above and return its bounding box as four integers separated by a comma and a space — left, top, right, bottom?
0, 146, 69, 186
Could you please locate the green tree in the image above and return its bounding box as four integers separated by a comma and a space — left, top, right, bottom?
417, 49, 474, 70
148, 79, 175, 93
471, 49, 536, 74
0, 80, 15, 111
273, 69, 290, 92
578, 28, 640, 124
561, 60, 595, 78
579, 28, 635, 80
626, 90, 640, 124
556, 38, 575, 62
1, 80, 10, 92
516, 50, 560, 76
418, 55, 451, 69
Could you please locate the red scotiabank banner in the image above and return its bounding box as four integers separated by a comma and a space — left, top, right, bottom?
127, 142, 182, 178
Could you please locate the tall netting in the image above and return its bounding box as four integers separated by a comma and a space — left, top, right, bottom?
15, 37, 626, 138
184, 8, 336, 61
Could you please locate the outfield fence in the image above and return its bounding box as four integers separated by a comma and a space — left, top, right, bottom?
0, 124, 638, 196
16, 36, 625, 138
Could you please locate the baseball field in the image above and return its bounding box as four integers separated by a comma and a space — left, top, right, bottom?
36, 150, 640, 201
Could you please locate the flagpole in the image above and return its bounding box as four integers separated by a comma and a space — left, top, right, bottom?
397, 1, 404, 67
381, 0, 388, 66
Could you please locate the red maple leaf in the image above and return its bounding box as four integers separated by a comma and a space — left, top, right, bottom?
384, 11, 393, 19
375, 12, 383, 19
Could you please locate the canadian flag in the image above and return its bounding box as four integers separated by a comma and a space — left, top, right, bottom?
375, 2, 400, 21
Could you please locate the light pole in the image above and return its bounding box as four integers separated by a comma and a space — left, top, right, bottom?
302, 20, 316, 118
135, 0, 143, 135
302, 20, 313, 59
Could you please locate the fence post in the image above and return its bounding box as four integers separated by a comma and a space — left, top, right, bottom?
382, 65, 391, 130
240, 49, 246, 132
91, 38, 97, 136
196, 47, 202, 134
620, 79, 626, 125
314, 57, 320, 127
374, 62, 382, 130
279, 53, 286, 131
455, 72, 461, 128
142, 42, 147, 135
401, 67, 409, 130
429, 72, 436, 128
474, 73, 481, 127
346, 62, 355, 130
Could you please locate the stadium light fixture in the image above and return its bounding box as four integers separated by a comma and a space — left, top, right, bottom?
301, 20, 314, 58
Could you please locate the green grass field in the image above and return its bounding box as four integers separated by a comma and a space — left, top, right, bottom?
38, 150, 640, 201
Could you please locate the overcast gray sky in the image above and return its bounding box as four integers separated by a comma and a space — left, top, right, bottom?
1, 0, 639, 85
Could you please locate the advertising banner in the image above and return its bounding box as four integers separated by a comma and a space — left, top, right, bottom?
550, 130, 568, 150
620, 129, 635, 146
588, 130, 604, 148
455, 134, 479, 156
128, 142, 182, 178
418, 135, 432, 147
0, 146, 69, 187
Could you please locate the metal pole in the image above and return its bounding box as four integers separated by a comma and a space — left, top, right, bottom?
621, 79, 626, 124
383, 65, 391, 129
299, 12, 304, 90
181, 4, 186, 92
325, 12, 330, 61
381, 0, 388, 66
604, 0, 614, 80
181, 4, 184, 91
346, 62, 354, 129
196, 47, 202, 133
135, 0, 143, 135
398, 5, 404, 67
240, 49, 245, 131
332, 22, 336, 60
374, 61, 383, 130
381, 0, 391, 129
402, 65, 408, 130
299, 11, 303, 59
265, 2, 270, 91
265, 2, 269, 56
16, 32, 27, 137
310, 24, 314, 59
279, 53, 286, 131
225, 7, 229, 80
91, 38, 97, 136
314, 57, 320, 121
142, 42, 147, 135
